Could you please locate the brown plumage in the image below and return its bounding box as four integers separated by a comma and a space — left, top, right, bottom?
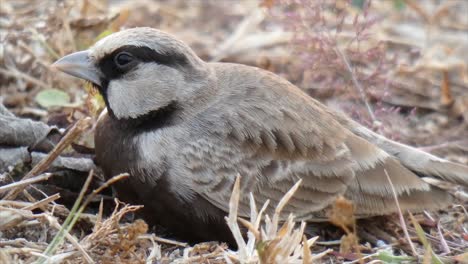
52, 27, 468, 245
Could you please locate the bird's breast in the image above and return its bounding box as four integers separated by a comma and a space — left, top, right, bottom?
95, 113, 164, 178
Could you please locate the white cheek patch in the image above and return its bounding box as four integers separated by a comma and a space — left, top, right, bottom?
107, 78, 152, 119
106, 64, 182, 119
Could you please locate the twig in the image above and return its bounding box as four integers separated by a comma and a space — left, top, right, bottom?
2, 247, 43, 256
0, 173, 53, 194
437, 221, 451, 254
335, 46, 378, 124
0, 239, 47, 250
18, 107, 48, 117
79, 173, 129, 211
59, 4, 77, 52
139, 234, 188, 247
211, 6, 265, 61
30, 28, 60, 59
316, 240, 342, 246
22, 193, 60, 211
440, 70, 454, 106
403, 0, 430, 23
180, 247, 225, 262
145, 235, 162, 263
4, 117, 92, 200
418, 140, 468, 152
313, 248, 334, 262
0, 68, 50, 89
383, 168, 418, 256
398, 221, 467, 252
18, 42, 52, 70
0, 200, 36, 208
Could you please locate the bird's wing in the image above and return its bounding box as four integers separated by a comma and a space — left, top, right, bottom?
339, 116, 468, 186
328, 112, 468, 216
177, 91, 354, 218
176, 66, 454, 219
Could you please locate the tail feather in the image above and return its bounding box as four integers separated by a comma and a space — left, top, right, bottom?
344, 119, 468, 187
346, 185, 454, 216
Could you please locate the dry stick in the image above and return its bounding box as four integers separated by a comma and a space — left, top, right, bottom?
403, 0, 430, 23
139, 234, 188, 248
211, 6, 265, 62
20, 184, 62, 215
436, 221, 451, 255
392, 219, 464, 252
0, 68, 50, 89
0, 200, 34, 208
383, 168, 418, 256
18, 42, 51, 70
181, 248, 225, 263
59, 4, 77, 52
335, 47, 377, 124
418, 140, 468, 152
95, 199, 104, 230
145, 235, 162, 264
0, 239, 47, 250
30, 29, 61, 60
4, 117, 92, 200
0, 173, 53, 194
440, 70, 454, 106
453, 204, 468, 216
22, 187, 44, 206
23, 193, 60, 211
79, 173, 129, 211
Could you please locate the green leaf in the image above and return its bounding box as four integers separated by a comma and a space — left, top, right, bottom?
35, 89, 71, 108
408, 212, 430, 248
352, 0, 366, 9
393, 0, 406, 11
408, 213, 444, 264
430, 249, 444, 264
95, 29, 114, 42
376, 250, 415, 263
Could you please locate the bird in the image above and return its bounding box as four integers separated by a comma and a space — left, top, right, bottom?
52, 27, 468, 245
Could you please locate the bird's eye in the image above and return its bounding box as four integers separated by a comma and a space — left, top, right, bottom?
114, 52, 134, 68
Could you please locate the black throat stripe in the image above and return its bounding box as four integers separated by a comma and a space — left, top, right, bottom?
118, 101, 180, 132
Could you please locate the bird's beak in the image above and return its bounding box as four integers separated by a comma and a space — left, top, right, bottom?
51, 50, 102, 87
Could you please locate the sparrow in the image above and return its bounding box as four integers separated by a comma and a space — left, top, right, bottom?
52, 27, 468, 245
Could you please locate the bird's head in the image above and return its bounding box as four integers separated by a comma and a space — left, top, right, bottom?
52, 27, 212, 121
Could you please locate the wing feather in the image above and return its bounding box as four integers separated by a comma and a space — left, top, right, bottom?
174, 64, 463, 221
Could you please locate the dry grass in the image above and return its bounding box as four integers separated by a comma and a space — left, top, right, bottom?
1, 0, 467, 263
224, 176, 332, 263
